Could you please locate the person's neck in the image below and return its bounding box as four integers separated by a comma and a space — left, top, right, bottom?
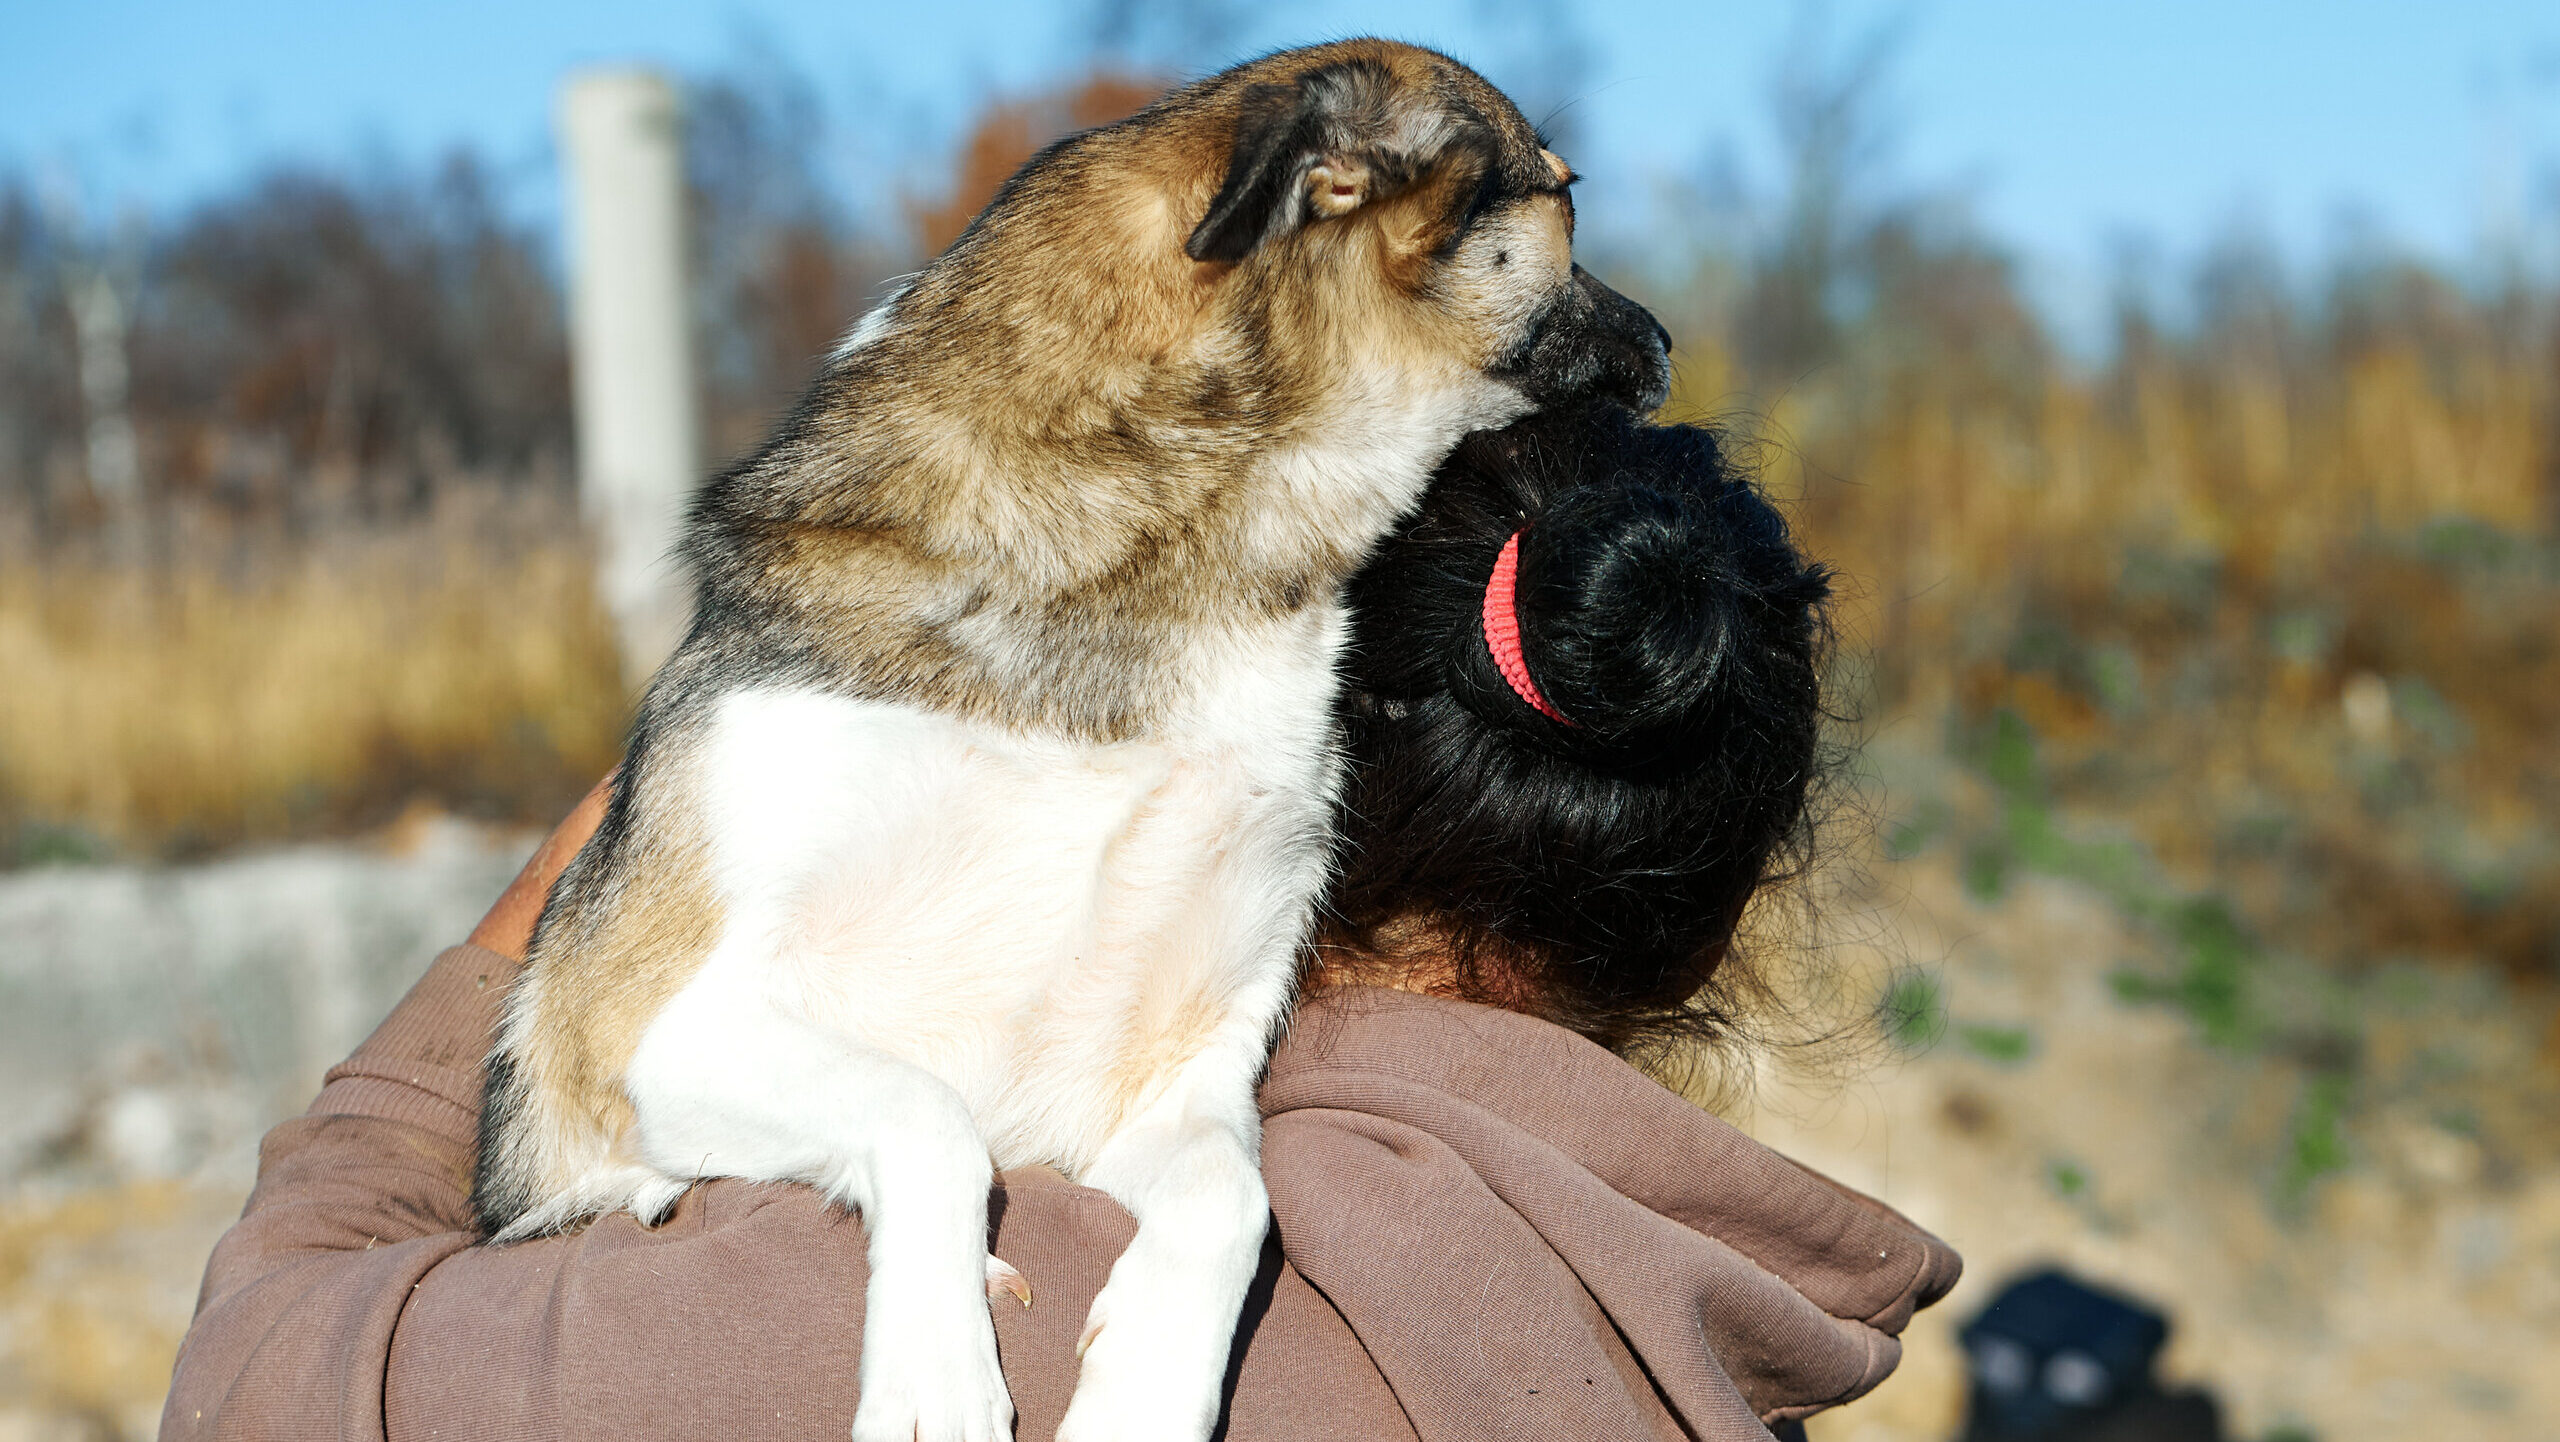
1308, 911, 1554, 1016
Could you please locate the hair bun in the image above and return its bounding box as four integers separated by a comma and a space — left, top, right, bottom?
1449, 415, 1830, 775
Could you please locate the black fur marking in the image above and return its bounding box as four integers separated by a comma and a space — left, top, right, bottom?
472, 1045, 528, 1238
1189, 81, 1330, 263
1186, 60, 1417, 263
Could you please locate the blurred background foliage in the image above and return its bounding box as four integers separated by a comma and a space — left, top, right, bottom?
5, 22, 2550, 995
1, 7, 2552, 1050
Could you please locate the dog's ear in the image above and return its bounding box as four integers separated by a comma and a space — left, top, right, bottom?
1186, 62, 1488, 264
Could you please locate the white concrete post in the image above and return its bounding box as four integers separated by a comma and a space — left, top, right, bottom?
559, 70, 698, 680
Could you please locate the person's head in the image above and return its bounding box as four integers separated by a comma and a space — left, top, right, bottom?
1323, 404, 1835, 1055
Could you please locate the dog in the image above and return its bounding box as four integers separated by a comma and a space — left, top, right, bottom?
474, 38, 1669, 1442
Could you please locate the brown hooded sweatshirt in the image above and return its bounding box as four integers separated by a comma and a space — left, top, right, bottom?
163, 945, 1958, 1441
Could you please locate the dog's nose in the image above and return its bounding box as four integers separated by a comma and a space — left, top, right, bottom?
1492, 267, 1676, 414
1579, 269, 1673, 413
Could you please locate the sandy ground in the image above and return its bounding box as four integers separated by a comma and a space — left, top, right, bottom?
2, 826, 2554, 1441
1769, 858, 2560, 1442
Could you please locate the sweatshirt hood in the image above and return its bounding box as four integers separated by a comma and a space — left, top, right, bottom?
1260, 985, 1961, 1441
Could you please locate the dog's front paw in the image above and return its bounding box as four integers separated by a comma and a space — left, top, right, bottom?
1054, 1273, 1224, 1442
850, 1282, 1014, 1442
851, 1347, 1012, 1442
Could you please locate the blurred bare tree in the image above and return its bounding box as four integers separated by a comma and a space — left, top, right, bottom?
0, 156, 571, 547
0, 188, 83, 529
683, 57, 902, 464
1736, 3, 1910, 381
62, 208, 145, 538
150, 158, 571, 522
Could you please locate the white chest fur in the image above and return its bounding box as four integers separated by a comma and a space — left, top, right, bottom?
632, 603, 1343, 1179
608, 597, 1346, 1442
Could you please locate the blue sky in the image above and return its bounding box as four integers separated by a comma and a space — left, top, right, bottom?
7, 0, 2557, 312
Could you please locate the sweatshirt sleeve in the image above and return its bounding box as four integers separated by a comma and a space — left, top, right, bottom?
160, 945, 511, 1442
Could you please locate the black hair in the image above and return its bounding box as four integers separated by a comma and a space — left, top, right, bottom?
1324, 404, 1835, 1057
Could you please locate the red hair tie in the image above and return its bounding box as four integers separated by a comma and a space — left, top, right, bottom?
1482, 530, 1574, 726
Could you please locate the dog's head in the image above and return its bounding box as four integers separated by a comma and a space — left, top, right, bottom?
1176, 43, 1671, 419
891, 41, 1668, 443
788, 40, 1671, 633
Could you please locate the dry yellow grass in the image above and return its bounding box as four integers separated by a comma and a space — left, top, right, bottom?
3, 295, 2550, 974
0, 500, 628, 857
1681, 313, 2549, 694
1667, 275, 2560, 981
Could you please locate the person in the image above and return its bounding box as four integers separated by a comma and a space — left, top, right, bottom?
161, 405, 1957, 1442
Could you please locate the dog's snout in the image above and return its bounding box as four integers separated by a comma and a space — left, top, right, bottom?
1579, 268, 1673, 412
1496, 267, 1673, 415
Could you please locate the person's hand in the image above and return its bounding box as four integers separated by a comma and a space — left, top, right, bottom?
467, 775, 613, 961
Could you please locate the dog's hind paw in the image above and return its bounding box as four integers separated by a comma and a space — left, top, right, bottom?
984, 1253, 1032, 1308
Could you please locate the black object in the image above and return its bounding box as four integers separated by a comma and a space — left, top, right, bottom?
1956, 1269, 2225, 1442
